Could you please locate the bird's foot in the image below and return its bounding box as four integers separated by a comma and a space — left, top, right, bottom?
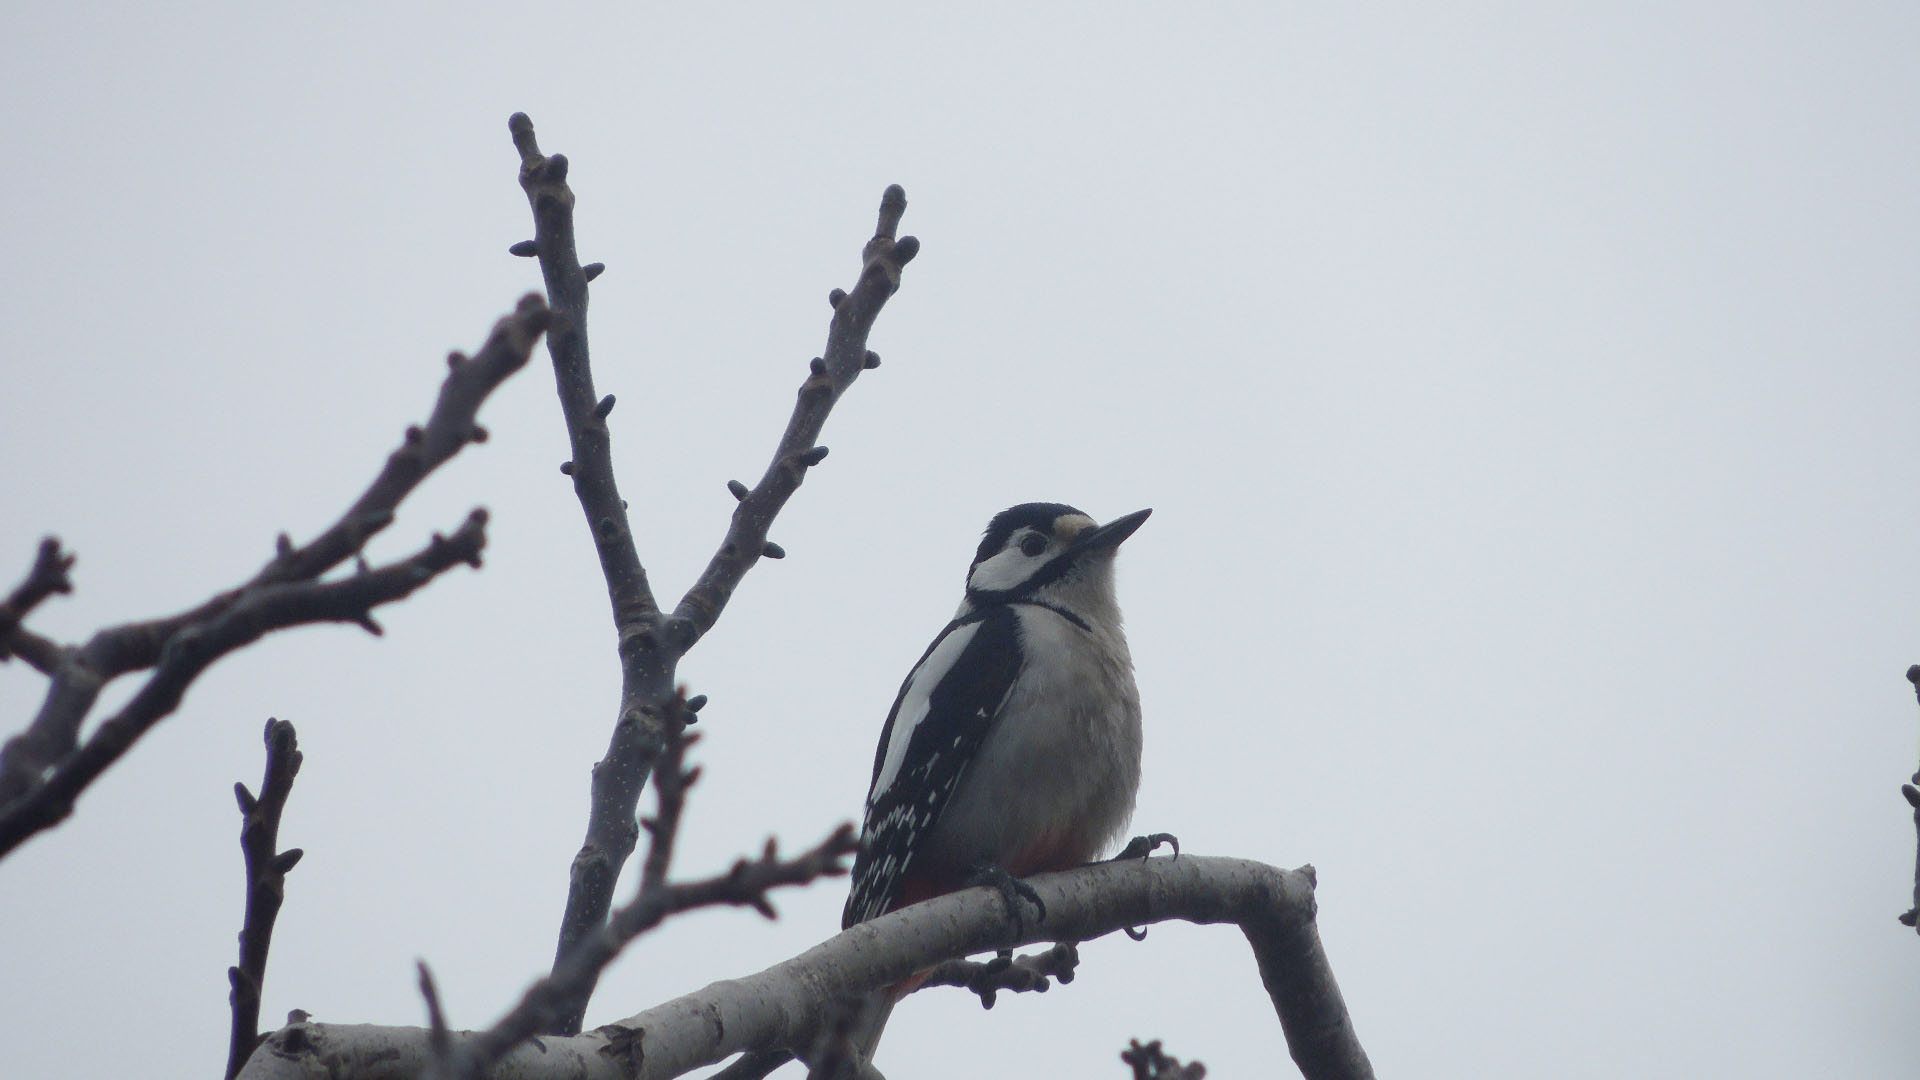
1110, 833, 1177, 941
1110, 832, 1179, 862
963, 864, 1046, 935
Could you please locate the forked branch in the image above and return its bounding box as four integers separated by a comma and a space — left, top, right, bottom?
411, 721, 858, 1080
0, 513, 490, 858
508, 111, 916, 1032
0, 296, 551, 834
0, 538, 75, 671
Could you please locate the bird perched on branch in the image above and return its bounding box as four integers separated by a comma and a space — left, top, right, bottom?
837, 502, 1153, 1066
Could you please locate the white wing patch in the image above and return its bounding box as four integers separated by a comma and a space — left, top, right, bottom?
869, 620, 981, 802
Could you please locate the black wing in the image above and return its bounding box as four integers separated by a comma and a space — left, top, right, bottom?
842, 606, 1022, 928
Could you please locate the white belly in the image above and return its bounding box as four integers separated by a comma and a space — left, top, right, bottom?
924, 604, 1142, 872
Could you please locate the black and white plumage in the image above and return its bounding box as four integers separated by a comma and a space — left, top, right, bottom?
842, 502, 1150, 929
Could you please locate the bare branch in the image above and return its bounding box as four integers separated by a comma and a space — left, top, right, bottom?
446, 821, 858, 1078
509, 113, 674, 1026
637, 720, 697, 900
3, 625, 61, 676
711, 943, 1082, 1079
508, 111, 657, 628
0, 512, 489, 860
919, 942, 1081, 1010
419, 961, 456, 1073
264, 293, 547, 585
0, 296, 551, 810
237, 856, 1373, 1080
1902, 666, 1920, 933
508, 111, 917, 1033
1121, 1039, 1207, 1080
411, 721, 858, 1080
671, 182, 918, 641
227, 718, 306, 1080
0, 538, 75, 664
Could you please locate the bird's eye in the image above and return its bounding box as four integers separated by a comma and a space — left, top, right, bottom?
1019, 534, 1048, 557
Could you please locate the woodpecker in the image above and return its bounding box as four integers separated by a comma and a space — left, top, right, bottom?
843, 502, 1150, 930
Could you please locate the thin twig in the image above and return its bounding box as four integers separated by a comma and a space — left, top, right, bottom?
671, 183, 918, 640
0, 297, 550, 811
919, 942, 1081, 1010
419, 961, 455, 1070
227, 719, 305, 1080
421, 719, 858, 1080
3, 624, 62, 676
1902, 666, 1920, 933
1121, 1039, 1207, 1080
0, 512, 489, 859
637, 721, 698, 899
0, 538, 75, 663
508, 111, 916, 1034
508, 113, 656, 626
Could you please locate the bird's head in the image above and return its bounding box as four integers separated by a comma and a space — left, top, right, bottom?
963, 503, 1151, 618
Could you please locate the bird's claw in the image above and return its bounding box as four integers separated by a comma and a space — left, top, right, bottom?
965, 864, 1046, 935
1111, 832, 1179, 861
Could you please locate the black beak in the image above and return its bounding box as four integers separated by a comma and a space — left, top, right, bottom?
1072, 508, 1152, 555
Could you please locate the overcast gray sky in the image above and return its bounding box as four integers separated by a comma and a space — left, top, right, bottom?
4, 4, 1917, 1078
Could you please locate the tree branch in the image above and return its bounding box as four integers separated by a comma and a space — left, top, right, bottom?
725, 943, 1086, 1078
412, 721, 857, 1080
0, 538, 75, 666
508, 112, 656, 629
1121, 1039, 1207, 1080
919, 942, 1081, 1010
1901, 666, 1920, 934
671, 184, 918, 641
237, 856, 1373, 1080
0, 511, 489, 859
227, 718, 306, 1080
507, 111, 917, 1033
0, 296, 551, 812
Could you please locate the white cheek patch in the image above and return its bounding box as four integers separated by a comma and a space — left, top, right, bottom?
967, 515, 1098, 595
967, 547, 1044, 593
871, 621, 981, 800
